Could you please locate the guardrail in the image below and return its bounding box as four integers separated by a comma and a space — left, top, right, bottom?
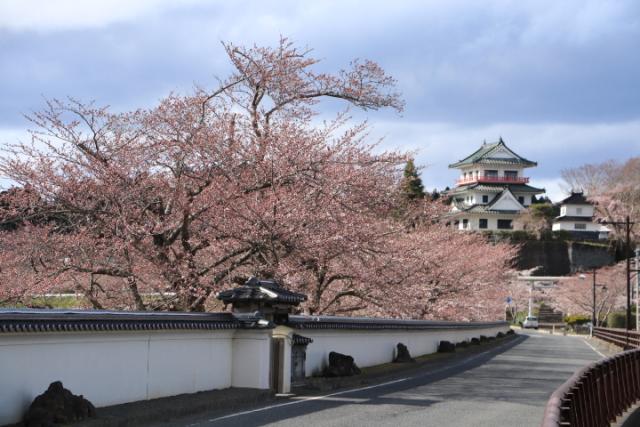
541, 327, 640, 426
541, 348, 640, 427
593, 327, 640, 350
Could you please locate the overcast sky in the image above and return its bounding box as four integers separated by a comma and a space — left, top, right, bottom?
1, 0, 639, 200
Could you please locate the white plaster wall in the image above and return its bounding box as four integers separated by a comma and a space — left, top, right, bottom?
0, 330, 240, 426
512, 194, 531, 206
231, 330, 271, 389
459, 215, 518, 231
300, 325, 508, 377
552, 221, 601, 231
0, 322, 508, 424
563, 204, 594, 217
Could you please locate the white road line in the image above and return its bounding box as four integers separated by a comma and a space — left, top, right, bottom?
205, 377, 411, 423
583, 338, 606, 358
194, 336, 522, 425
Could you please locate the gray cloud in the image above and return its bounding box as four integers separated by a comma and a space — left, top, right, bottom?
369, 119, 640, 200
1, 0, 638, 199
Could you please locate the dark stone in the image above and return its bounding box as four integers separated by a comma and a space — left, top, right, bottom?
393, 343, 415, 363
479, 335, 488, 342
456, 341, 469, 348
516, 240, 571, 276
497, 332, 505, 338
506, 329, 515, 335
324, 351, 361, 377
487, 336, 496, 341
23, 381, 96, 427
516, 240, 614, 276
438, 341, 456, 353
470, 337, 480, 345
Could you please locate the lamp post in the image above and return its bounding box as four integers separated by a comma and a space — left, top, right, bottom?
580, 270, 606, 335
600, 216, 635, 330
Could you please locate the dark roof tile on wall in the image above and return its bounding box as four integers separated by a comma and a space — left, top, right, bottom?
291, 333, 313, 345
0, 309, 272, 334
559, 192, 592, 206
287, 315, 507, 330
217, 277, 307, 305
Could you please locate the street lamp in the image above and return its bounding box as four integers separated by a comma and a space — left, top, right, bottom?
580, 270, 607, 333
600, 216, 635, 330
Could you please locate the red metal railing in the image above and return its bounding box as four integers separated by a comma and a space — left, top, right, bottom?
541, 328, 640, 427
455, 175, 530, 186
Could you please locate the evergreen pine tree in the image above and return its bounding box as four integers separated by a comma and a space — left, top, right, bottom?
401, 158, 425, 200
431, 188, 440, 200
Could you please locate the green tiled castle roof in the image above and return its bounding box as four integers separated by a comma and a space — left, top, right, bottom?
448, 138, 537, 168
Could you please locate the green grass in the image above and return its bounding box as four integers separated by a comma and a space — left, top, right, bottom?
1, 295, 86, 309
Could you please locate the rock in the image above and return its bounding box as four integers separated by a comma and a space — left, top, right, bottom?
497, 332, 506, 338
470, 337, 480, 345
487, 336, 496, 341
456, 341, 469, 348
23, 381, 96, 427
479, 335, 488, 342
393, 343, 415, 363
506, 329, 515, 335
324, 351, 361, 377
438, 341, 456, 353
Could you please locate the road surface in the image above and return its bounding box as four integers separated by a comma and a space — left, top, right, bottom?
164, 331, 602, 427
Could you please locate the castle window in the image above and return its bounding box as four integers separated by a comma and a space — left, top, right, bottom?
574, 223, 587, 230
479, 219, 488, 229
482, 195, 489, 203
518, 196, 525, 205
497, 219, 513, 230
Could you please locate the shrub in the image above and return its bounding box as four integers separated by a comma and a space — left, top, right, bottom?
552, 230, 573, 241
607, 311, 627, 328
509, 230, 536, 242
564, 314, 590, 326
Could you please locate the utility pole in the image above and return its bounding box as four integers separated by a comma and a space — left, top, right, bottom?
627, 216, 632, 331
602, 216, 635, 331
592, 269, 597, 328
636, 246, 640, 332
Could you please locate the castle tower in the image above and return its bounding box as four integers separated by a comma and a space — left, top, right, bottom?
446, 138, 545, 231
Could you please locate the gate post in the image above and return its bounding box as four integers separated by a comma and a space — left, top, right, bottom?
272, 326, 293, 394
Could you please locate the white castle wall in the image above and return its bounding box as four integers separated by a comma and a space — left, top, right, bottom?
0, 316, 508, 425
0, 329, 271, 425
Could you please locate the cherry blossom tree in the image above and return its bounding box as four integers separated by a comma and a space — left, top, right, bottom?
562, 157, 640, 239
0, 38, 516, 319
0, 39, 404, 311
548, 262, 628, 326
275, 200, 517, 320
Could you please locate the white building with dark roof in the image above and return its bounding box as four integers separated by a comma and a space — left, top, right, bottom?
552, 192, 610, 240
446, 138, 545, 231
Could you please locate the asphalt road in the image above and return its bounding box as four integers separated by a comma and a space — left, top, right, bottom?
165, 331, 602, 427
